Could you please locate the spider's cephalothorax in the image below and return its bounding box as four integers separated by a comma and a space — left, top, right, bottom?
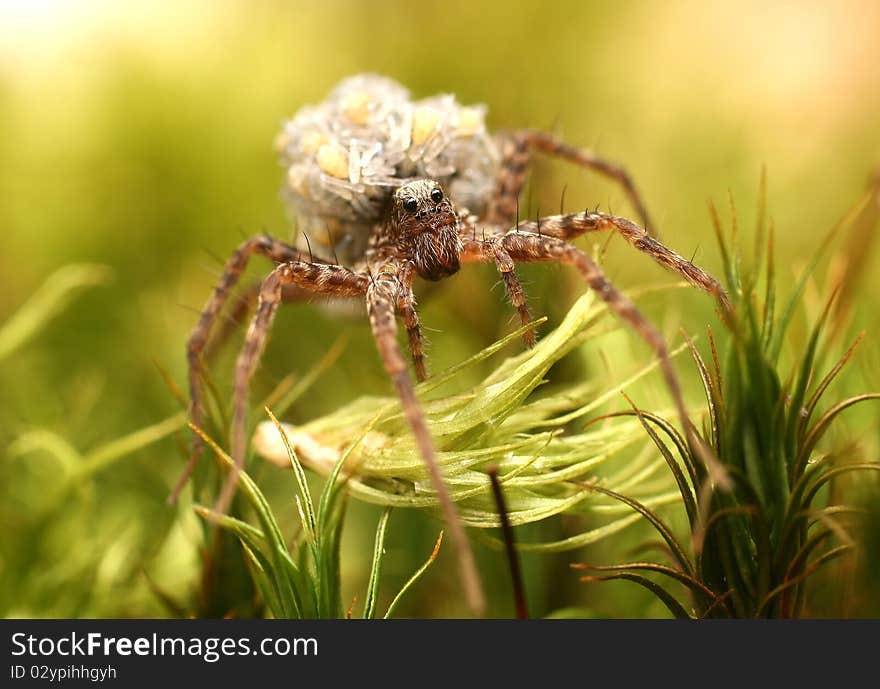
382, 180, 462, 281
178, 74, 732, 615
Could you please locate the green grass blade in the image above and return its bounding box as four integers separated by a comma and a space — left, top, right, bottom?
588, 409, 696, 487
761, 221, 776, 349
240, 543, 285, 619
709, 200, 737, 296
314, 496, 347, 619
756, 545, 852, 616
800, 464, 880, 513
793, 394, 880, 478
571, 562, 723, 612
577, 572, 692, 619
193, 505, 300, 618
801, 333, 864, 436
193, 505, 266, 544
784, 287, 838, 466
384, 531, 443, 619
574, 481, 694, 577
0, 263, 112, 361
622, 396, 697, 530
189, 423, 306, 617
783, 528, 836, 584
317, 413, 382, 529
768, 202, 856, 363
8, 430, 83, 474
684, 333, 722, 456
76, 412, 186, 479
266, 408, 317, 542
266, 407, 328, 614
514, 512, 654, 553
363, 507, 392, 619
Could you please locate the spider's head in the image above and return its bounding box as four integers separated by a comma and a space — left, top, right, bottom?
390, 180, 462, 281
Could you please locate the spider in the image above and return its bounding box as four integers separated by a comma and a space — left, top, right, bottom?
175, 75, 729, 614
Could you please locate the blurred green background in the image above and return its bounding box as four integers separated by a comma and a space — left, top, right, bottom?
1, 0, 878, 618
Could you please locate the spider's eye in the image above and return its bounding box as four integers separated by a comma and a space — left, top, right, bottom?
430, 188, 443, 203
403, 197, 419, 213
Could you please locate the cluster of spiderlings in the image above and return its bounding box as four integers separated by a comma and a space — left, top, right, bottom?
275, 74, 500, 263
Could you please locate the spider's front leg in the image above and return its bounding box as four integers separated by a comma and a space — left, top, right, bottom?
175, 236, 315, 503
507, 210, 731, 314
203, 281, 328, 364
464, 229, 695, 441
485, 130, 657, 236
394, 262, 428, 382
216, 260, 369, 514
366, 264, 484, 614
480, 240, 537, 347
459, 216, 537, 348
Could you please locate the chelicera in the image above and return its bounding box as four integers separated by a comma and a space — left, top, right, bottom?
174, 75, 730, 613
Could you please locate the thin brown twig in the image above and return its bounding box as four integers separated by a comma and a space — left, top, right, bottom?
487, 466, 528, 619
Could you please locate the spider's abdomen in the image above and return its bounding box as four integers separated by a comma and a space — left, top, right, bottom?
275, 74, 500, 266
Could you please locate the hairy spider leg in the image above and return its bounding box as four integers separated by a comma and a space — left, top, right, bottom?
485, 130, 657, 237
203, 282, 332, 363
366, 264, 484, 615
458, 208, 731, 352
461, 229, 695, 443
394, 265, 428, 382
495, 210, 731, 314
176, 236, 317, 503
215, 254, 484, 615
218, 260, 370, 513
477, 239, 536, 347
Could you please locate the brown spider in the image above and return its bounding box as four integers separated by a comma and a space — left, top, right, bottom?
175, 75, 729, 614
